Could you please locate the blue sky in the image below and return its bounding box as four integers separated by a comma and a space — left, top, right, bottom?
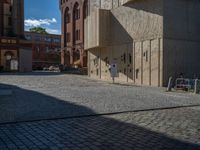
24, 0, 61, 34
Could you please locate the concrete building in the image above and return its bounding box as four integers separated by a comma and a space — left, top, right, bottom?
0, 0, 32, 72
85, 0, 200, 86
60, 0, 88, 69
24, 32, 61, 70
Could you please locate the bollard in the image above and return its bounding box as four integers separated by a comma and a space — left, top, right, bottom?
194, 79, 198, 94
167, 77, 173, 92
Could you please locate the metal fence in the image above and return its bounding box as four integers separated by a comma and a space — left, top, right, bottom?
174, 78, 200, 93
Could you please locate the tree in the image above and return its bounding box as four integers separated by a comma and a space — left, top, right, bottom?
29, 27, 48, 34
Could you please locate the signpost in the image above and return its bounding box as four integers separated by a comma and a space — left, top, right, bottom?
110, 63, 118, 83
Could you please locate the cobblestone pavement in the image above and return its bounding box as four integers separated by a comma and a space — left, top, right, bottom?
0, 106, 200, 150
0, 72, 200, 123
0, 72, 200, 149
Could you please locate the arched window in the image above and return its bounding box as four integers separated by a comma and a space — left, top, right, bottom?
64, 7, 70, 24
74, 3, 80, 20
83, 0, 88, 19
64, 7, 70, 46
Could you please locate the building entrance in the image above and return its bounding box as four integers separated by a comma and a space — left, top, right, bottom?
1, 50, 18, 71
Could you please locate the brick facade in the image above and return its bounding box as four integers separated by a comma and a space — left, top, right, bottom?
24, 32, 61, 70
0, 0, 32, 72
0, 1, 3, 36
60, 0, 88, 68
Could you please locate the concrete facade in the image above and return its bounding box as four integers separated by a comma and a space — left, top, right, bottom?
162, 0, 200, 85
85, 0, 200, 87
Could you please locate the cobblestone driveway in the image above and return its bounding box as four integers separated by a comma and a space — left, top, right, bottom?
0, 72, 200, 149
0, 106, 200, 150
0, 72, 200, 123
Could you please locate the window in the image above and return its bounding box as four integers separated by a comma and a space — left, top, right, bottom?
53, 38, 61, 43
44, 37, 51, 42
35, 36, 41, 41
75, 9, 80, 20
121, 53, 126, 63
25, 35, 32, 40
66, 14, 70, 23
46, 47, 49, 53
9, 6, 12, 12
65, 8, 70, 23
36, 47, 40, 53
8, 17, 12, 26
66, 33, 70, 42
146, 51, 148, 62
136, 69, 139, 79
84, 0, 89, 19
143, 51, 148, 62
74, 3, 80, 20
75, 30, 80, 41
129, 53, 132, 64
123, 53, 126, 64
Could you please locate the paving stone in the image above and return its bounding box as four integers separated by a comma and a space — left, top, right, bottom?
0, 73, 200, 124
0, 73, 200, 149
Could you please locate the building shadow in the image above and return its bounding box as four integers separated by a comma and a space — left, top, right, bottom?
89, 12, 134, 82
0, 83, 200, 149
0, 71, 84, 76
0, 71, 62, 76
123, 0, 163, 16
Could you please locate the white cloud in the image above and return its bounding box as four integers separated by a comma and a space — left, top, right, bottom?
46, 28, 61, 34
25, 18, 57, 27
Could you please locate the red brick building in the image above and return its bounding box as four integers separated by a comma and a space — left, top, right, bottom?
24, 32, 61, 70
60, 0, 88, 68
0, 0, 32, 72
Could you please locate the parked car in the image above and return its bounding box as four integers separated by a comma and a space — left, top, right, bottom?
43, 67, 49, 71
48, 65, 60, 72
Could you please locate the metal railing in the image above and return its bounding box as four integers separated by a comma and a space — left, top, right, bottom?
174, 78, 200, 94
194, 79, 200, 94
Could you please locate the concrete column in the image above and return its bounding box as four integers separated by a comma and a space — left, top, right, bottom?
158, 38, 161, 87
133, 42, 136, 84
149, 40, 152, 86
141, 41, 143, 85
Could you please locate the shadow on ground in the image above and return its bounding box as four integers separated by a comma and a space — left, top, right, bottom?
0, 83, 200, 149
0, 69, 84, 76
0, 71, 65, 76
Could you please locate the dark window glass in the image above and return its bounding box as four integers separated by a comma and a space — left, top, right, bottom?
129, 54, 132, 64
8, 17, 12, 26
136, 69, 139, 79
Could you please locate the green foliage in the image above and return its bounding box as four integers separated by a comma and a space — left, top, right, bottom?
29, 27, 48, 34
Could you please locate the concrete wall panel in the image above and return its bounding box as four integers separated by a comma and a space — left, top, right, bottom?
151, 39, 160, 86
163, 39, 200, 86
142, 40, 150, 85
135, 42, 142, 85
